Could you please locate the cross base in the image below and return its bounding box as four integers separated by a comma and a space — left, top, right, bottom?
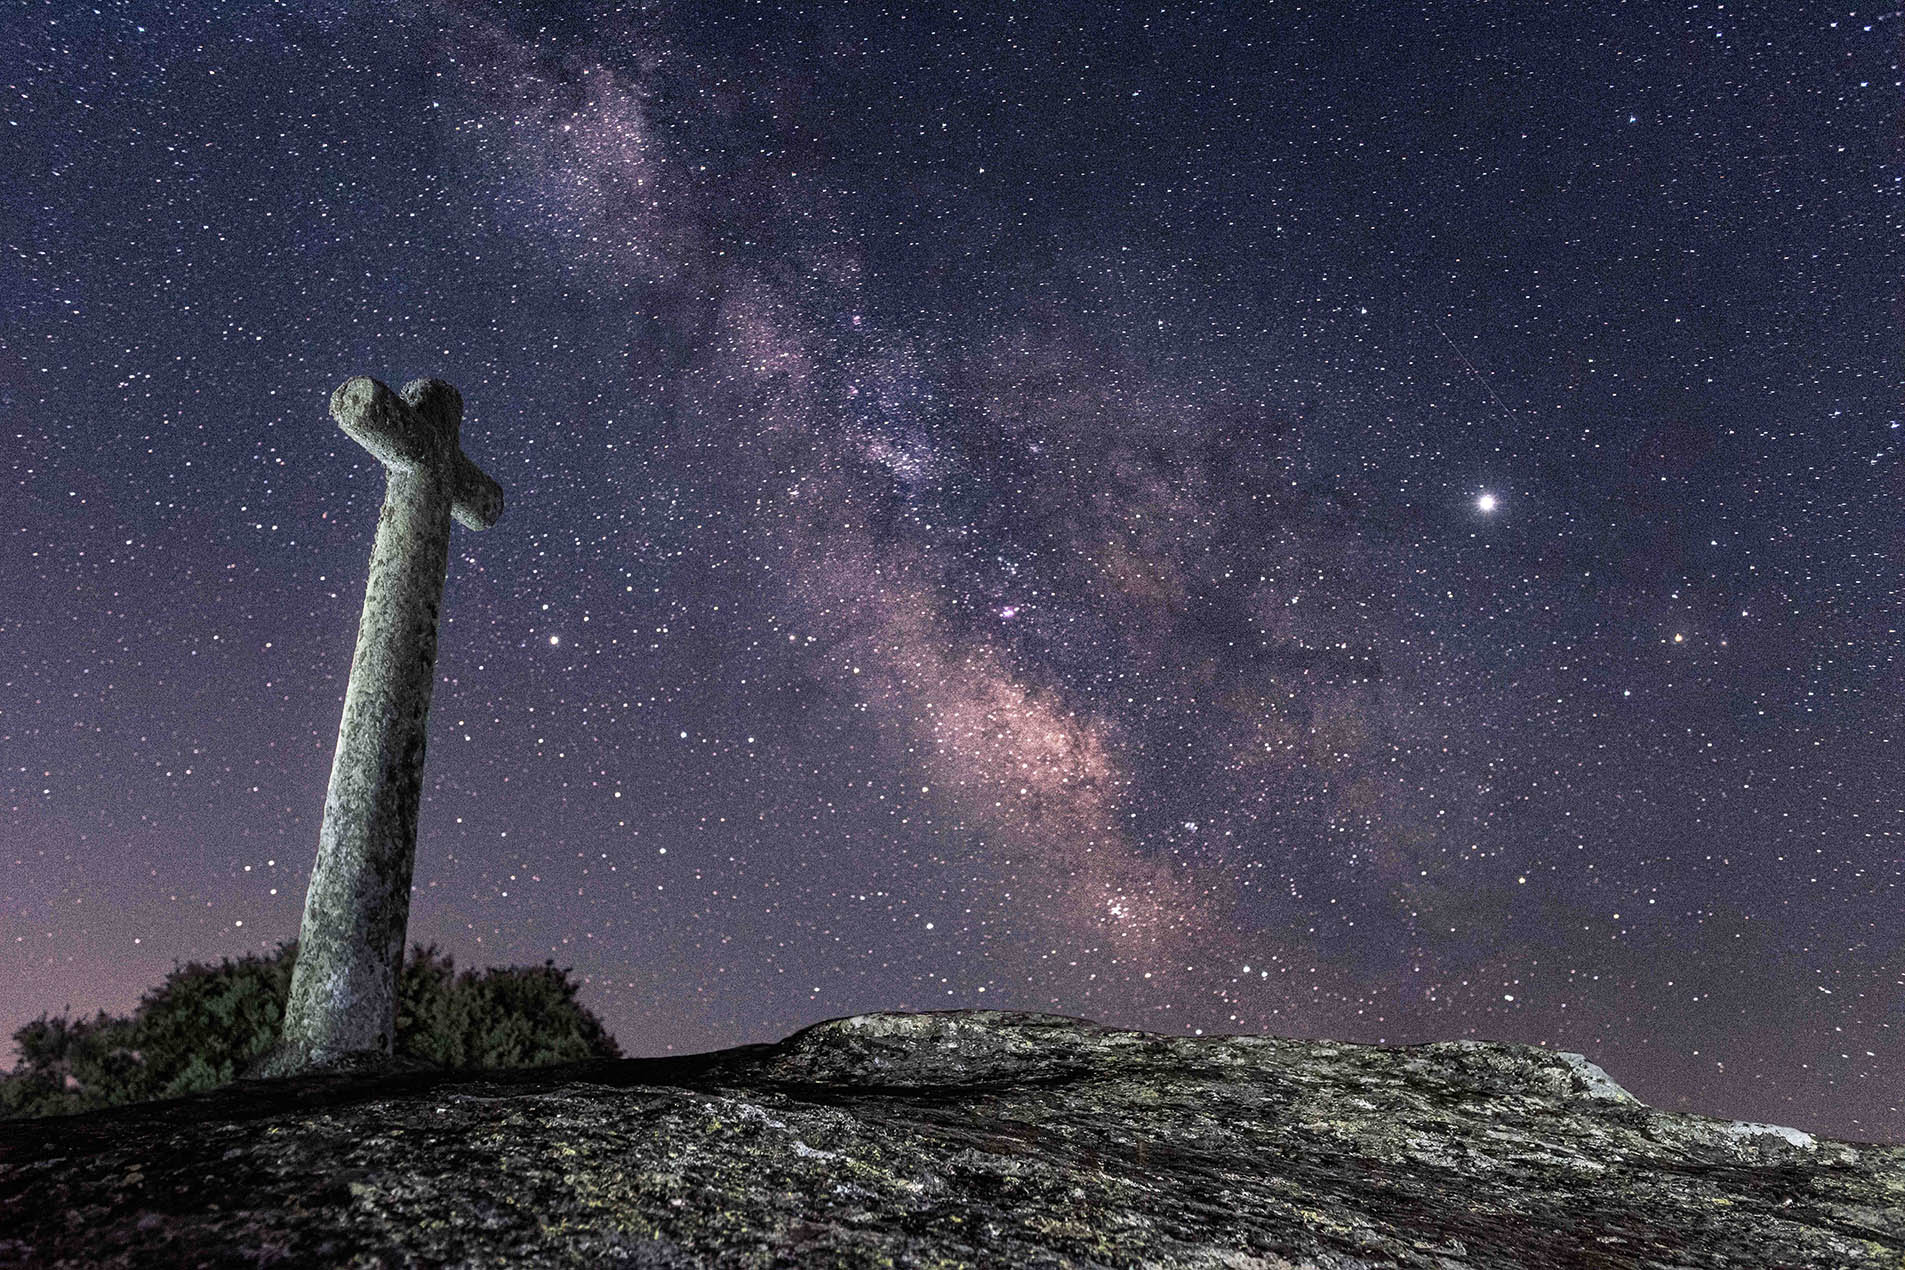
241, 1039, 443, 1083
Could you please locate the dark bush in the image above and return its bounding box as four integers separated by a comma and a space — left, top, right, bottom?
1, 941, 621, 1119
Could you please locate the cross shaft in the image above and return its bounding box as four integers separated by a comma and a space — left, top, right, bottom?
252, 376, 502, 1078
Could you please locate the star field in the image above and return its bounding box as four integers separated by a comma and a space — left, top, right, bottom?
3, 0, 1901, 1142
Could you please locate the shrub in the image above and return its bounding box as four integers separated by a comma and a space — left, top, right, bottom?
1, 941, 621, 1119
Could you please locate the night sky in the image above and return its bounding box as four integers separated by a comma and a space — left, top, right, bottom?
4, 0, 1901, 1143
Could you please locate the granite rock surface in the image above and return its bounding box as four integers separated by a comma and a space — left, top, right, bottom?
1, 1009, 1900, 1268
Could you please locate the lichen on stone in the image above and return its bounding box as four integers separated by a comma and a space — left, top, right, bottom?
1, 1010, 1900, 1268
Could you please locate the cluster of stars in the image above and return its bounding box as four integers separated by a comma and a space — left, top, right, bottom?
0, 0, 1899, 1143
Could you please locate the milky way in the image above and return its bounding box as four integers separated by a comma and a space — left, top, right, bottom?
3, 1, 1900, 1141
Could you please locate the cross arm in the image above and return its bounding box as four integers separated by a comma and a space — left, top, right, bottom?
329, 376, 504, 531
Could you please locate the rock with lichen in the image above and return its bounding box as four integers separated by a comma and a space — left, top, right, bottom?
1, 1010, 1900, 1268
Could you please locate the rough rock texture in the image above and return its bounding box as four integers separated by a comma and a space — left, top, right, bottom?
2, 1010, 1900, 1268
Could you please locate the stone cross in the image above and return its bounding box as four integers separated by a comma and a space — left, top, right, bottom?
251, 376, 502, 1079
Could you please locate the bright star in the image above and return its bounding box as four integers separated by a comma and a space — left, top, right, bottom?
1476, 492, 1499, 514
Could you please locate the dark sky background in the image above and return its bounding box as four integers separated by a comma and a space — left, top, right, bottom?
4, 0, 1901, 1142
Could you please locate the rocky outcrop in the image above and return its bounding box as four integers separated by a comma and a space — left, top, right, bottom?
1, 1010, 1899, 1268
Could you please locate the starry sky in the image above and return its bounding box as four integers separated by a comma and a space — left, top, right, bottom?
4, 0, 1902, 1142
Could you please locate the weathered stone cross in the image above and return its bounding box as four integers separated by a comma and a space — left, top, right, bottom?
251, 376, 502, 1079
